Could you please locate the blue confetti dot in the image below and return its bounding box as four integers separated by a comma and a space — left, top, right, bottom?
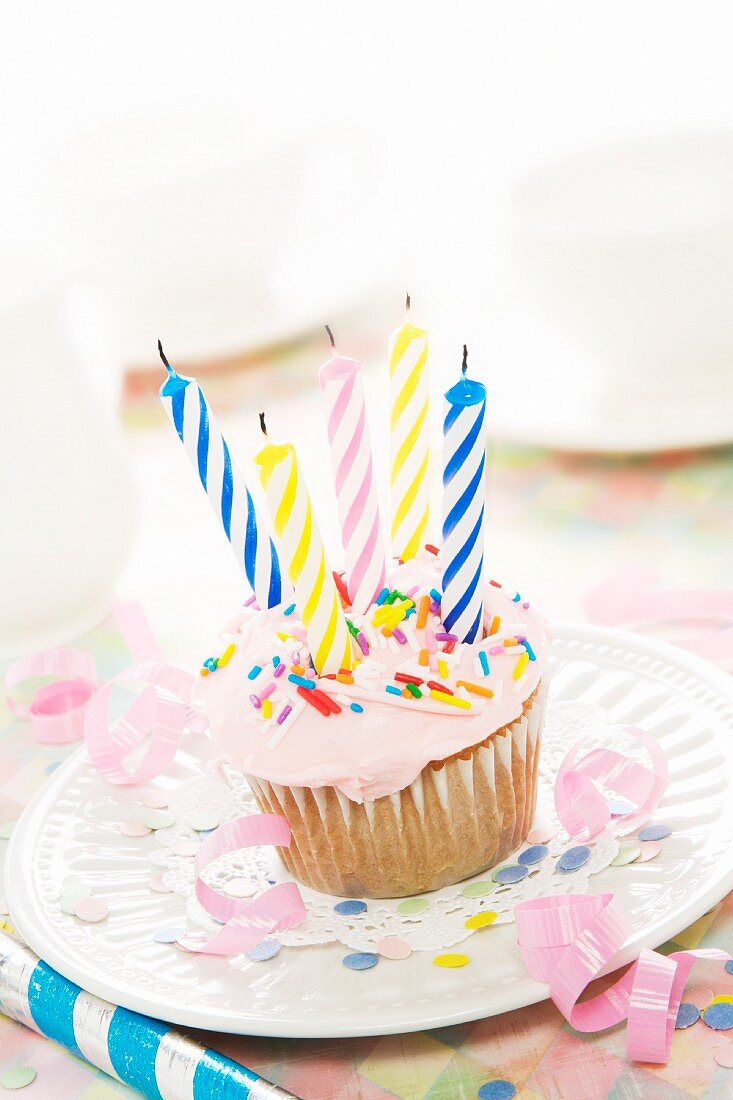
44, 761, 62, 775
247, 938, 281, 962
703, 1002, 733, 1031
609, 798, 635, 816
334, 899, 368, 916
518, 845, 549, 866
675, 1002, 700, 1029
478, 1080, 516, 1100
493, 865, 529, 885
638, 823, 672, 842
725, 960, 733, 976
342, 952, 379, 971
557, 845, 592, 873
153, 928, 186, 944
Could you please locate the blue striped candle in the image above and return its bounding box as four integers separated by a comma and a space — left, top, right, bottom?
159, 343, 283, 609
441, 345, 487, 643
0, 932, 295, 1099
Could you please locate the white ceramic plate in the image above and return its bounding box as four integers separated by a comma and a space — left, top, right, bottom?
6, 624, 733, 1038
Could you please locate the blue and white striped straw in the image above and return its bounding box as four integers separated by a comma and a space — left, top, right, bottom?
158, 342, 284, 610
0, 932, 296, 1099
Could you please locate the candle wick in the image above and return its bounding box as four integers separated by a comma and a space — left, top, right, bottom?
325, 324, 336, 349
405, 291, 411, 313
157, 339, 174, 376
259, 411, 268, 437
462, 344, 468, 377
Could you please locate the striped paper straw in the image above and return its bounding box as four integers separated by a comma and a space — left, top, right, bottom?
159, 343, 283, 609
389, 296, 430, 561
256, 426, 354, 675
441, 346, 487, 643
0, 932, 296, 1099
319, 335, 386, 612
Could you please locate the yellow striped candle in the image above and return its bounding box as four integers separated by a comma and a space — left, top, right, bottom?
389, 294, 430, 561
255, 426, 354, 675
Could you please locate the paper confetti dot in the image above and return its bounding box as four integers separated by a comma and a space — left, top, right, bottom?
715, 1049, 733, 1068
526, 825, 556, 844
0, 822, 16, 840
0, 1067, 37, 1090
377, 936, 412, 960
493, 865, 528, 885
518, 845, 548, 866
61, 892, 93, 916
141, 810, 175, 831
461, 881, 495, 898
73, 897, 108, 923
465, 911, 497, 930
609, 798, 636, 816
247, 939, 281, 962
611, 843, 641, 866
333, 899, 368, 916
188, 810, 222, 832
224, 878, 257, 899
434, 953, 469, 968
120, 821, 151, 838
173, 840, 200, 857
557, 845, 592, 873
148, 876, 171, 894
727, 961, 733, 976
637, 841, 662, 862
686, 986, 714, 1009
343, 952, 379, 971
478, 1081, 516, 1100
638, 823, 672, 842
702, 1002, 733, 1030
675, 1002, 700, 1029
396, 898, 429, 915
141, 790, 169, 809
153, 928, 187, 944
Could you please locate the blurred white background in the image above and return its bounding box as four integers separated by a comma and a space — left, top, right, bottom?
4, 0, 733, 657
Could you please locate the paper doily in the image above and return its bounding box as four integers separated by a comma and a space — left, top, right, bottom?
149, 701, 624, 953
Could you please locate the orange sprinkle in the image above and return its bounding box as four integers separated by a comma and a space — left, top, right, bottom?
402, 688, 412, 698
456, 680, 494, 698
291, 664, 305, 675
336, 673, 354, 684
419, 648, 429, 666
199, 667, 210, 677
489, 616, 501, 636
503, 638, 519, 647
381, 627, 393, 638
417, 596, 430, 629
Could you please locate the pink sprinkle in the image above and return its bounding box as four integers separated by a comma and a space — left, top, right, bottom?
305, 668, 316, 679
393, 628, 407, 645
488, 645, 505, 656
259, 682, 276, 700
244, 594, 258, 607
522, 602, 530, 609
277, 704, 293, 725
435, 632, 458, 642
249, 694, 262, 709
429, 600, 440, 614
426, 628, 436, 654
273, 663, 286, 678
292, 651, 301, 665
406, 585, 420, 597
357, 632, 370, 655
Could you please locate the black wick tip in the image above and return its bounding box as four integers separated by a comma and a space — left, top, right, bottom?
259, 411, 268, 436
157, 339, 173, 373
462, 344, 468, 375
405, 291, 411, 312
325, 324, 335, 348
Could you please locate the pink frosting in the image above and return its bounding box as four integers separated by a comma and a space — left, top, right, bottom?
197, 556, 551, 803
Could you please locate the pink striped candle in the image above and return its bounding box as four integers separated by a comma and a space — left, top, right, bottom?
318, 331, 386, 612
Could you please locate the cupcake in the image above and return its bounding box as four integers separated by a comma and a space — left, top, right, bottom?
197, 552, 550, 898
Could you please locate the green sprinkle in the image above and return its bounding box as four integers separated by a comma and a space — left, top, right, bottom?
405, 682, 422, 698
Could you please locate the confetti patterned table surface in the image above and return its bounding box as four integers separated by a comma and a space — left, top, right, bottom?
3, 383, 733, 1097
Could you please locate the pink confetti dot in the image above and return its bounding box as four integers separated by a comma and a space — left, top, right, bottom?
637, 840, 662, 862
148, 876, 170, 894
74, 897, 109, 923
377, 936, 412, 960
120, 821, 151, 838
141, 790, 169, 809
686, 986, 715, 1010
527, 825, 557, 845
173, 840, 200, 857
715, 1049, 733, 1068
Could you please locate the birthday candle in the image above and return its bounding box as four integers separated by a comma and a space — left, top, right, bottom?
158, 344, 283, 609
389, 294, 430, 561
441, 345, 487, 643
255, 419, 354, 675
318, 327, 386, 612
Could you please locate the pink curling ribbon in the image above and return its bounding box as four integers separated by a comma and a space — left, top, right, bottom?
554, 724, 669, 841
515, 892, 730, 1064
190, 814, 306, 955
4, 647, 98, 744
583, 565, 733, 665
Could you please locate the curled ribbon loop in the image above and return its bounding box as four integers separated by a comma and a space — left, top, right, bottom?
192, 815, 306, 955
516, 893, 729, 1064
554, 725, 669, 841
4, 648, 98, 744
